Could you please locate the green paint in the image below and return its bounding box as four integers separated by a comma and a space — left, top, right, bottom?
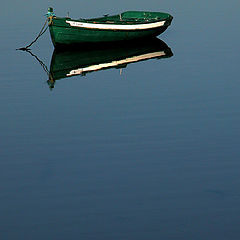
48, 9, 173, 47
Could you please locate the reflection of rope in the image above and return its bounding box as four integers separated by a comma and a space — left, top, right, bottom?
17, 18, 49, 50
24, 49, 55, 90
25, 49, 50, 75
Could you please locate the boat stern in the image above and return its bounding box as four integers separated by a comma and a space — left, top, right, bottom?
165, 14, 173, 27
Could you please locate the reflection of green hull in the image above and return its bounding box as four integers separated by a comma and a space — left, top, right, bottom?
48, 38, 173, 88
48, 10, 173, 47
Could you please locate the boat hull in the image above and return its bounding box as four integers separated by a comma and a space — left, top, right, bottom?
49, 25, 168, 47
48, 11, 173, 47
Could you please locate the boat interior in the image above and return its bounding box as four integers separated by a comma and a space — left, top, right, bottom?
84, 11, 171, 24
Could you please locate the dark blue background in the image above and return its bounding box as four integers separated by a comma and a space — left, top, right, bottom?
0, 1, 240, 239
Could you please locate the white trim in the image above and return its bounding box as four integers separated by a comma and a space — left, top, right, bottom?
66, 51, 166, 76
66, 20, 165, 30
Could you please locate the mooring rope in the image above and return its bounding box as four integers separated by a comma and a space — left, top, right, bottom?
17, 18, 49, 51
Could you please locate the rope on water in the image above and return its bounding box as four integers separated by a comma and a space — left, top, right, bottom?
17, 18, 50, 51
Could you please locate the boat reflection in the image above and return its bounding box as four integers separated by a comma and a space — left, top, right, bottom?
48, 38, 173, 89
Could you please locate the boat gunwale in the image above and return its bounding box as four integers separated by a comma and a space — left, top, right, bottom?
64, 19, 168, 31
54, 16, 171, 25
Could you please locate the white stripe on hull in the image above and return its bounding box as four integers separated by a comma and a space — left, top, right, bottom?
66, 51, 166, 76
66, 20, 166, 30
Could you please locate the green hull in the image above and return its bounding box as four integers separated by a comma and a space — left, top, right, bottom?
48, 38, 173, 88
48, 10, 173, 47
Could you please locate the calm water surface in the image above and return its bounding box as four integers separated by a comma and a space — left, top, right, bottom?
1, 1, 240, 239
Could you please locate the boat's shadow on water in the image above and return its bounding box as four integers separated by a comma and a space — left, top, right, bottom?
22, 38, 173, 90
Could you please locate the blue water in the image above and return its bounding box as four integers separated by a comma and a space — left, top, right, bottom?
1, 1, 240, 239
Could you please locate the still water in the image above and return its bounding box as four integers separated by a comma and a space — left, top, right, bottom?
1, 0, 240, 239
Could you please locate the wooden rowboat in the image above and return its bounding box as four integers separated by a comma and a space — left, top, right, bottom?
47, 7, 173, 47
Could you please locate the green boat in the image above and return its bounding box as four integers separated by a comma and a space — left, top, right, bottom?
47, 38, 173, 88
47, 7, 173, 47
